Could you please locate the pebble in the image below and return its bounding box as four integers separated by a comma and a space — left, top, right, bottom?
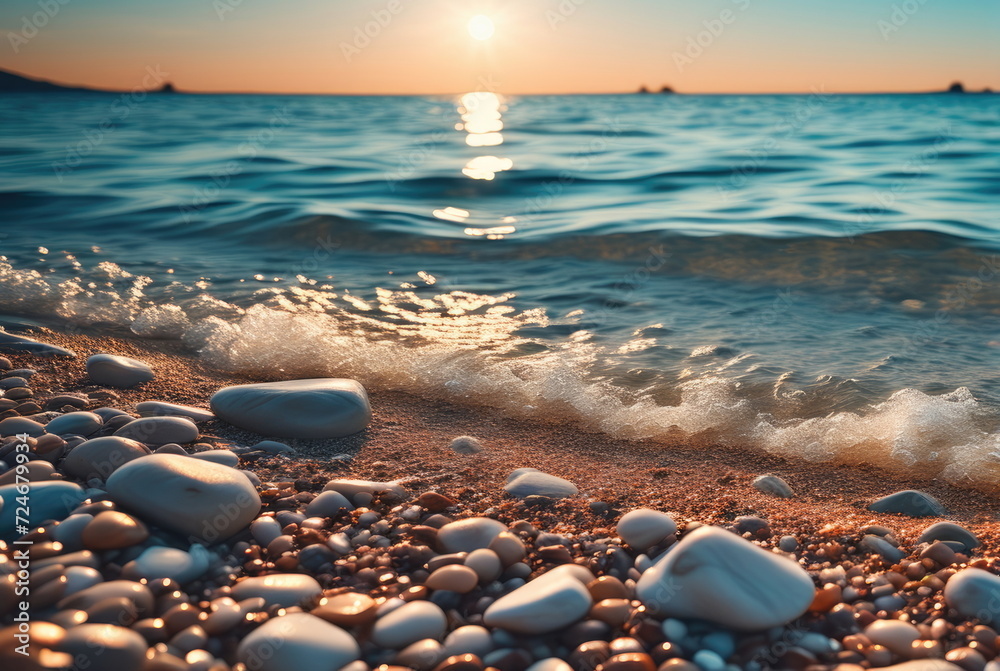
464, 548, 502, 582
44, 411, 103, 437
231, 573, 323, 607
449, 435, 484, 454
917, 522, 980, 551
751, 474, 795, 497
944, 568, 1000, 621
616, 508, 677, 551
190, 448, 240, 467
635, 525, 814, 631
504, 468, 579, 499
312, 592, 379, 627
0, 481, 88, 540
869, 490, 946, 517
443, 625, 494, 657
80, 510, 148, 550
323, 478, 408, 504
56, 623, 148, 671
306, 490, 355, 517
114, 416, 199, 445
135, 400, 215, 421
0, 416, 45, 437
484, 572, 592, 634
372, 600, 448, 648
527, 660, 574, 671
106, 453, 261, 541
0, 331, 75, 357
0, 459, 56, 485
58, 580, 154, 614
427, 564, 480, 593
86, 353, 154, 388
237, 612, 360, 671
126, 545, 211, 584
859, 534, 905, 562
439, 517, 508, 553
865, 619, 921, 655
211, 378, 371, 439
879, 663, 966, 671
61, 436, 149, 481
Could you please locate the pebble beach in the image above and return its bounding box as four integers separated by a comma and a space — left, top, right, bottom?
2, 327, 1000, 671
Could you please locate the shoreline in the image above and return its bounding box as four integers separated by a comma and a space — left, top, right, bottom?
19, 326, 1000, 546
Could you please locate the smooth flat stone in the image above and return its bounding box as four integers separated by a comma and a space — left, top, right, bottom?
860, 534, 905, 562
55, 624, 148, 671
231, 574, 323, 608
442, 625, 493, 657
247, 440, 295, 455
752, 474, 794, 498
312, 593, 379, 627
136, 401, 215, 422
86, 353, 154, 388
62, 436, 149, 481
484, 573, 592, 634
371, 600, 447, 649
126, 545, 211, 584
636, 525, 814, 631
237, 612, 359, 671
190, 449, 240, 467
0, 481, 88, 540
617, 508, 677, 551
0, 331, 75, 357
944, 568, 1000, 620
114, 416, 199, 445
503, 469, 578, 499
438, 517, 508, 553
306, 490, 355, 517
45, 412, 103, 437
0, 417, 45, 437
106, 453, 260, 542
869, 490, 946, 517
865, 620, 920, 656
211, 378, 371, 439
917, 522, 980, 551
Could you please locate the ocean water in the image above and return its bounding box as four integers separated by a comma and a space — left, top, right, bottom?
1, 92, 998, 485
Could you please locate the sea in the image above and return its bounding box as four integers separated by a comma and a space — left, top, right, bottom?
0, 91, 998, 485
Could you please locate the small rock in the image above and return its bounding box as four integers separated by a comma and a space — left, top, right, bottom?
865, 620, 920, 656
859, 534, 905, 562
635, 525, 814, 631
80, 511, 148, 550
86, 353, 154, 388
114, 416, 199, 445
232, 574, 323, 608
371, 600, 447, 649
0, 481, 88, 540
917, 522, 980, 552
439, 517, 508, 553
312, 593, 379, 627
190, 449, 240, 467
426, 565, 480, 594
504, 468, 578, 499
0, 416, 45, 437
237, 612, 360, 671
484, 571, 592, 634
449, 436, 484, 455
752, 474, 794, 498
944, 568, 1000, 622
211, 378, 371, 439
126, 545, 211, 584
135, 401, 215, 422
616, 508, 677, 551
56, 624, 147, 671
306, 490, 354, 517
45, 412, 103, 437
0, 331, 75, 357
869, 490, 946, 517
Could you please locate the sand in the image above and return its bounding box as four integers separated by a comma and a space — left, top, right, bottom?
13, 325, 1000, 552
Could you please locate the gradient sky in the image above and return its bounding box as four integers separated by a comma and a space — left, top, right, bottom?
1, 0, 997, 94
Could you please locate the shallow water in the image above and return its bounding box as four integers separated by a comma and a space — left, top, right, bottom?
1, 91, 998, 484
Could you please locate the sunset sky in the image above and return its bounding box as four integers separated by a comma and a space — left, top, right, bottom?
1, 0, 997, 95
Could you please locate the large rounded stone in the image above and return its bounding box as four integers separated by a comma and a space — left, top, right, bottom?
106, 454, 260, 542
62, 436, 149, 481
438, 517, 508, 553
0, 481, 88, 540
237, 612, 359, 671
86, 353, 154, 388
114, 417, 199, 445
635, 525, 814, 631
944, 568, 1000, 623
484, 572, 592, 634
917, 522, 979, 551
211, 378, 371, 439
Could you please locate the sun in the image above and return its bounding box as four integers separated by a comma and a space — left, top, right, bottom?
467, 14, 495, 41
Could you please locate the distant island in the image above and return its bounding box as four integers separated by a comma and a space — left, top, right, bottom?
0, 68, 178, 94
635, 81, 993, 95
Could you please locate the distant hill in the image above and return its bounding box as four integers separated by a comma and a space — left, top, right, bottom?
0, 68, 100, 93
